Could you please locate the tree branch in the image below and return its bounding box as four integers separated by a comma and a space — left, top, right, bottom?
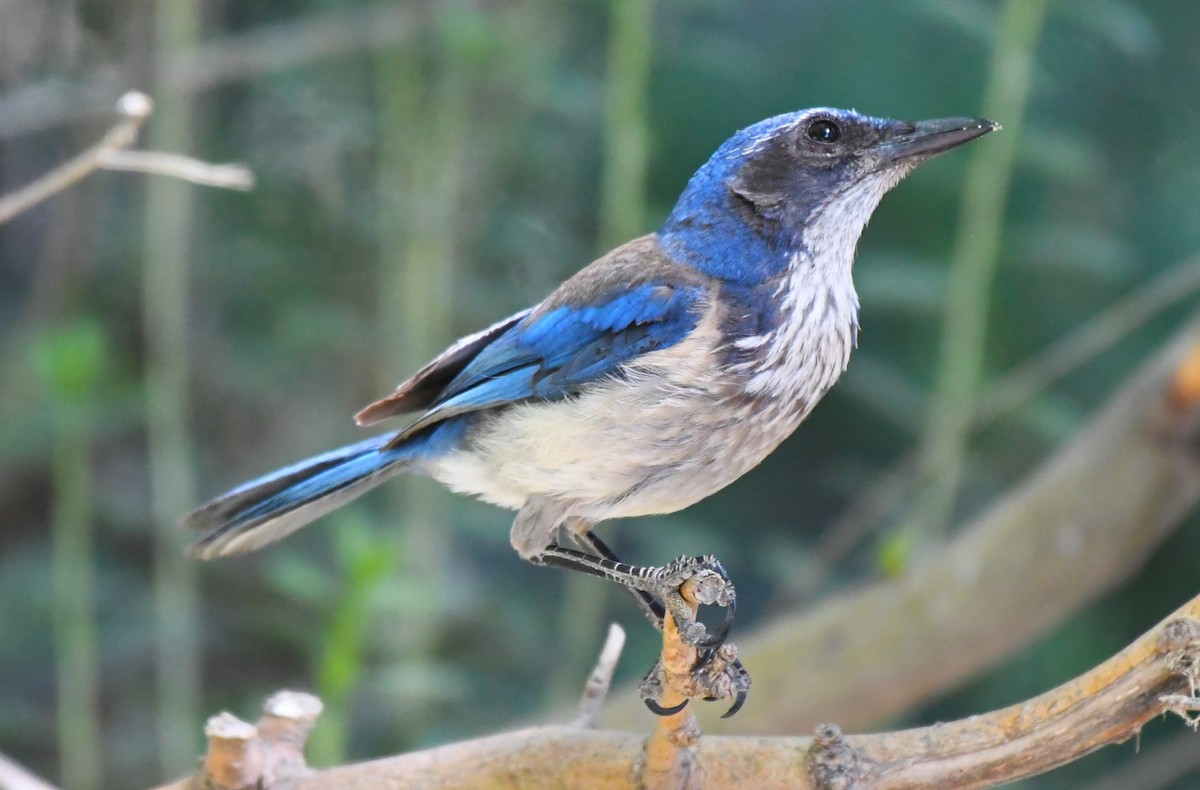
157, 594, 1200, 789
0, 91, 254, 225
640, 578, 706, 790
98, 150, 254, 191
0, 91, 150, 224
574, 624, 626, 730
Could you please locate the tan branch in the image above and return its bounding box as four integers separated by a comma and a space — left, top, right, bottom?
574, 623, 627, 729
640, 581, 705, 790
97, 150, 254, 191
0, 90, 256, 225
157, 595, 1200, 789
153, 691, 323, 790
0, 91, 151, 224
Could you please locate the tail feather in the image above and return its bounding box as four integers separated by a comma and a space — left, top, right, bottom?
184, 432, 411, 559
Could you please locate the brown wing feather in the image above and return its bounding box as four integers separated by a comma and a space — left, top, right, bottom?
354, 307, 532, 426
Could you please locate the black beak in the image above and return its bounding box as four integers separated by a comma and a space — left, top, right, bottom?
879, 117, 999, 164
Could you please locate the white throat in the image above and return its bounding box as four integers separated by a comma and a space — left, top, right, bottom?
733, 168, 907, 403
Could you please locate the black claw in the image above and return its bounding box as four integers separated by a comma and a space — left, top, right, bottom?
644, 697, 689, 716
703, 696, 718, 702
648, 598, 667, 625
720, 689, 747, 718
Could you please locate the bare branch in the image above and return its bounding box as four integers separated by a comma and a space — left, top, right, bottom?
155, 690, 323, 790
0, 90, 255, 225
98, 150, 254, 191
574, 623, 626, 729
640, 586, 704, 790
158, 594, 1200, 788
0, 91, 151, 224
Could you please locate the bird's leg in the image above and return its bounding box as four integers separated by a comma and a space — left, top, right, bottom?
533, 543, 735, 650
533, 534, 750, 717
575, 530, 752, 714
573, 530, 666, 629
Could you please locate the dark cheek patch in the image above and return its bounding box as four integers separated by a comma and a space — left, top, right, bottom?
728, 140, 844, 233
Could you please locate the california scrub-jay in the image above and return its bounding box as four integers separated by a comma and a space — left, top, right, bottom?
185, 108, 996, 715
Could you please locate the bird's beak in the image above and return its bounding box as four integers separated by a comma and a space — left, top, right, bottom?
878, 117, 999, 164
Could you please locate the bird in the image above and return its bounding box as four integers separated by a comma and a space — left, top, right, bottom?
184, 107, 996, 716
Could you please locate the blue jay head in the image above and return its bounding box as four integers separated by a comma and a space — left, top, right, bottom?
662, 108, 997, 282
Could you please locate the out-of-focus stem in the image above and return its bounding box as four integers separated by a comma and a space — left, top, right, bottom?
598, 0, 654, 250
144, 0, 202, 774
361, 2, 472, 749
905, 0, 1048, 543
51, 402, 101, 790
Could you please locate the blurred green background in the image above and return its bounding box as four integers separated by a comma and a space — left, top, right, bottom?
3, 1, 1200, 787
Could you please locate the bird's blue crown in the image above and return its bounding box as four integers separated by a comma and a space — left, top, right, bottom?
659, 112, 809, 285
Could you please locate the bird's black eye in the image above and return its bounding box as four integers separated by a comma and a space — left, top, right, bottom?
806, 119, 841, 144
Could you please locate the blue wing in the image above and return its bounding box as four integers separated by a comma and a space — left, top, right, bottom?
388, 236, 710, 442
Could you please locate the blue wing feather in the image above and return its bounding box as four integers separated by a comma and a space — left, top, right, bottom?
394, 279, 706, 440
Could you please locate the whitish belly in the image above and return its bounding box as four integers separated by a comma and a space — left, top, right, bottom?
426, 373, 805, 521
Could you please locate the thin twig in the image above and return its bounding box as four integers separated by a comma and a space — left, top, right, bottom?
99, 149, 255, 190
639, 579, 706, 790
0, 91, 151, 224
0, 90, 256, 226
574, 624, 627, 729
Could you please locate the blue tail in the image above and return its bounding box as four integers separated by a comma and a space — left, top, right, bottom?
184, 421, 464, 559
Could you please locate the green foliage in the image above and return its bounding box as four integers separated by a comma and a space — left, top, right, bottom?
876, 529, 916, 578
308, 515, 395, 766
30, 317, 108, 405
